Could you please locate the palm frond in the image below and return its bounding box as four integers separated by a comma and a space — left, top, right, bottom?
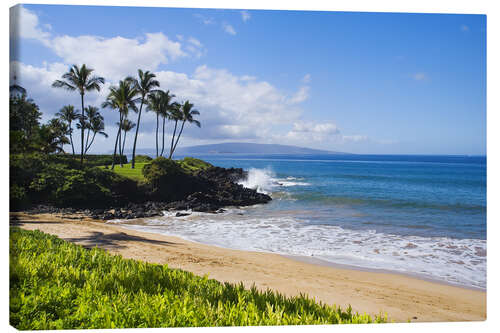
52, 80, 77, 91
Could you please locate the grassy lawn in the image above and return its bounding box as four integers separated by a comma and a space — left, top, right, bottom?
99, 157, 213, 182
10, 228, 387, 330
98, 162, 147, 181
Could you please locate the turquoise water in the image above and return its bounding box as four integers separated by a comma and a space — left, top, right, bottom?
117, 154, 487, 289
195, 154, 486, 240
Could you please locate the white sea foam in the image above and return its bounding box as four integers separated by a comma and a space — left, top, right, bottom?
238, 168, 310, 193
238, 168, 277, 194
114, 210, 486, 289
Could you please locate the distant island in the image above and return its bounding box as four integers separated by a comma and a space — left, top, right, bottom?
131, 142, 348, 155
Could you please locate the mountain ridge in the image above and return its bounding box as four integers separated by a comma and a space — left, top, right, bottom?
128, 142, 347, 155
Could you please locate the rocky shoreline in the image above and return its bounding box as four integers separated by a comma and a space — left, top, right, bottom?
24, 166, 271, 220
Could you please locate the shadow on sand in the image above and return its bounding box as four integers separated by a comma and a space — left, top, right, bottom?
64, 231, 177, 250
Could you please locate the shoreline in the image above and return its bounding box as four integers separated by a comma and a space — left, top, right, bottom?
118, 222, 485, 292
10, 212, 486, 323
282, 254, 486, 292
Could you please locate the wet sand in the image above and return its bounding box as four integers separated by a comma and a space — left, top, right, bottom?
10, 212, 486, 323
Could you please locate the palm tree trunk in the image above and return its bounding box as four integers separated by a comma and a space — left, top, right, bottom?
80, 93, 85, 166
84, 127, 90, 157
171, 120, 186, 159
69, 120, 75, 156
111, 112, 123, 170
168, 120, 178, 159
119, 125, 123, 168
85, 131, 97, 154
155, 113, 159, 158
160, 115, 166, 156
122, 131, 127, 158
131, 98, 144, 169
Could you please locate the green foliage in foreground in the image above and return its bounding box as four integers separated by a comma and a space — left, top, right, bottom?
10, 228, 387, 329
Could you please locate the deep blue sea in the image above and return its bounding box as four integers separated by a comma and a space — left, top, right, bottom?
115, 154, 487, 289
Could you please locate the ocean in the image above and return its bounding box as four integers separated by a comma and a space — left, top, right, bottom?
112, 154, 487, 289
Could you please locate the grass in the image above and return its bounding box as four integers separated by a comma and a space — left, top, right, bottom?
98, 157, 213, 182
98, 162, 147, 181
9, 228, 388, 329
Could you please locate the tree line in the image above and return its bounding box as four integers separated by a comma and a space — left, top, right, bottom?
50, 64, 201, 169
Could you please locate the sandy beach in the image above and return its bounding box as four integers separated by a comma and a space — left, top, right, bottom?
10, 212, 486, 323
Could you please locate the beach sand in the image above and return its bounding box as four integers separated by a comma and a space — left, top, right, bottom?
10, 212, 486, 323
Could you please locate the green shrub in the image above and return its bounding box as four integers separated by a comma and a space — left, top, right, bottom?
141, 157, 195, 201
54, 169, 111, 207
134, 155, 153, 163
177, 157, 213, 174
10, 153, 140, 208
10, 184, 28, 210
10, 228, 387, 329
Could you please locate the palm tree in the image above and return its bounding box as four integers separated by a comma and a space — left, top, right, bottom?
52, 64, 104, 165
146, 91, 163, 158
82, 106, 100, 155
129, 70, 160, 168
170, 101, 201, 159
119, 119, 136, 158
84, 107, 107, 154
40, 118, 71, 154
101, 79, 138, 169
55, 105, 78, 156
168, 102, 182, 160
160, 90, 176, 157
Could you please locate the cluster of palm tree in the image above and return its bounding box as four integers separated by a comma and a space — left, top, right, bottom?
52, 64, 201, 169
52, 65, 105, 165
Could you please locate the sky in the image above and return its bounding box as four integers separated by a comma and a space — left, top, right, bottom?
9, 4, 486, 155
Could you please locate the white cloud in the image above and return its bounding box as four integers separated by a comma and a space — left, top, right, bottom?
10, 7, 204, 81
223, 23, 237, 35
194, 14, 215, 25
302, 73, 311, 83
186, 37, 205, 58
289, 86, 309, 104
413, 72, 428, 81
154, 65, 303, 137
280, 121, 340, 144
10, 5, 51, 45
342, 135, 368, 143
13, 59, 308, 148
241, 11, 251, 22
292, 122, 340, 135
188, 37, 202, 48
49, 33, 186, 81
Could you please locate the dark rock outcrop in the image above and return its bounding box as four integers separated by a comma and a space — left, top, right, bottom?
25, 166, 271, 220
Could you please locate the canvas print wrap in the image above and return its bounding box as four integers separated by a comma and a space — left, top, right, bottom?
9, 3, 486, 329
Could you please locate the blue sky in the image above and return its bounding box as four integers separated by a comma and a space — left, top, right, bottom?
10, 4, 486, 154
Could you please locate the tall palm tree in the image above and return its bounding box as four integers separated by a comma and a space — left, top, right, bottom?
129, 70, 160, 168
84, 107, 107, 154
146, 91, 163, 158
52, 64, 104, 165
170, 101, 201, 159
55, 105, 78, 156
118, 119, 136, 158
160, 90, 176, 157
101, 79, 138, 169
82, 106, 100, 155
168, 102, 182, 160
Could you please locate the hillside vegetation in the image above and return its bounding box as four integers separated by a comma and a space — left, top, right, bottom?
10, 228, 387, 329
